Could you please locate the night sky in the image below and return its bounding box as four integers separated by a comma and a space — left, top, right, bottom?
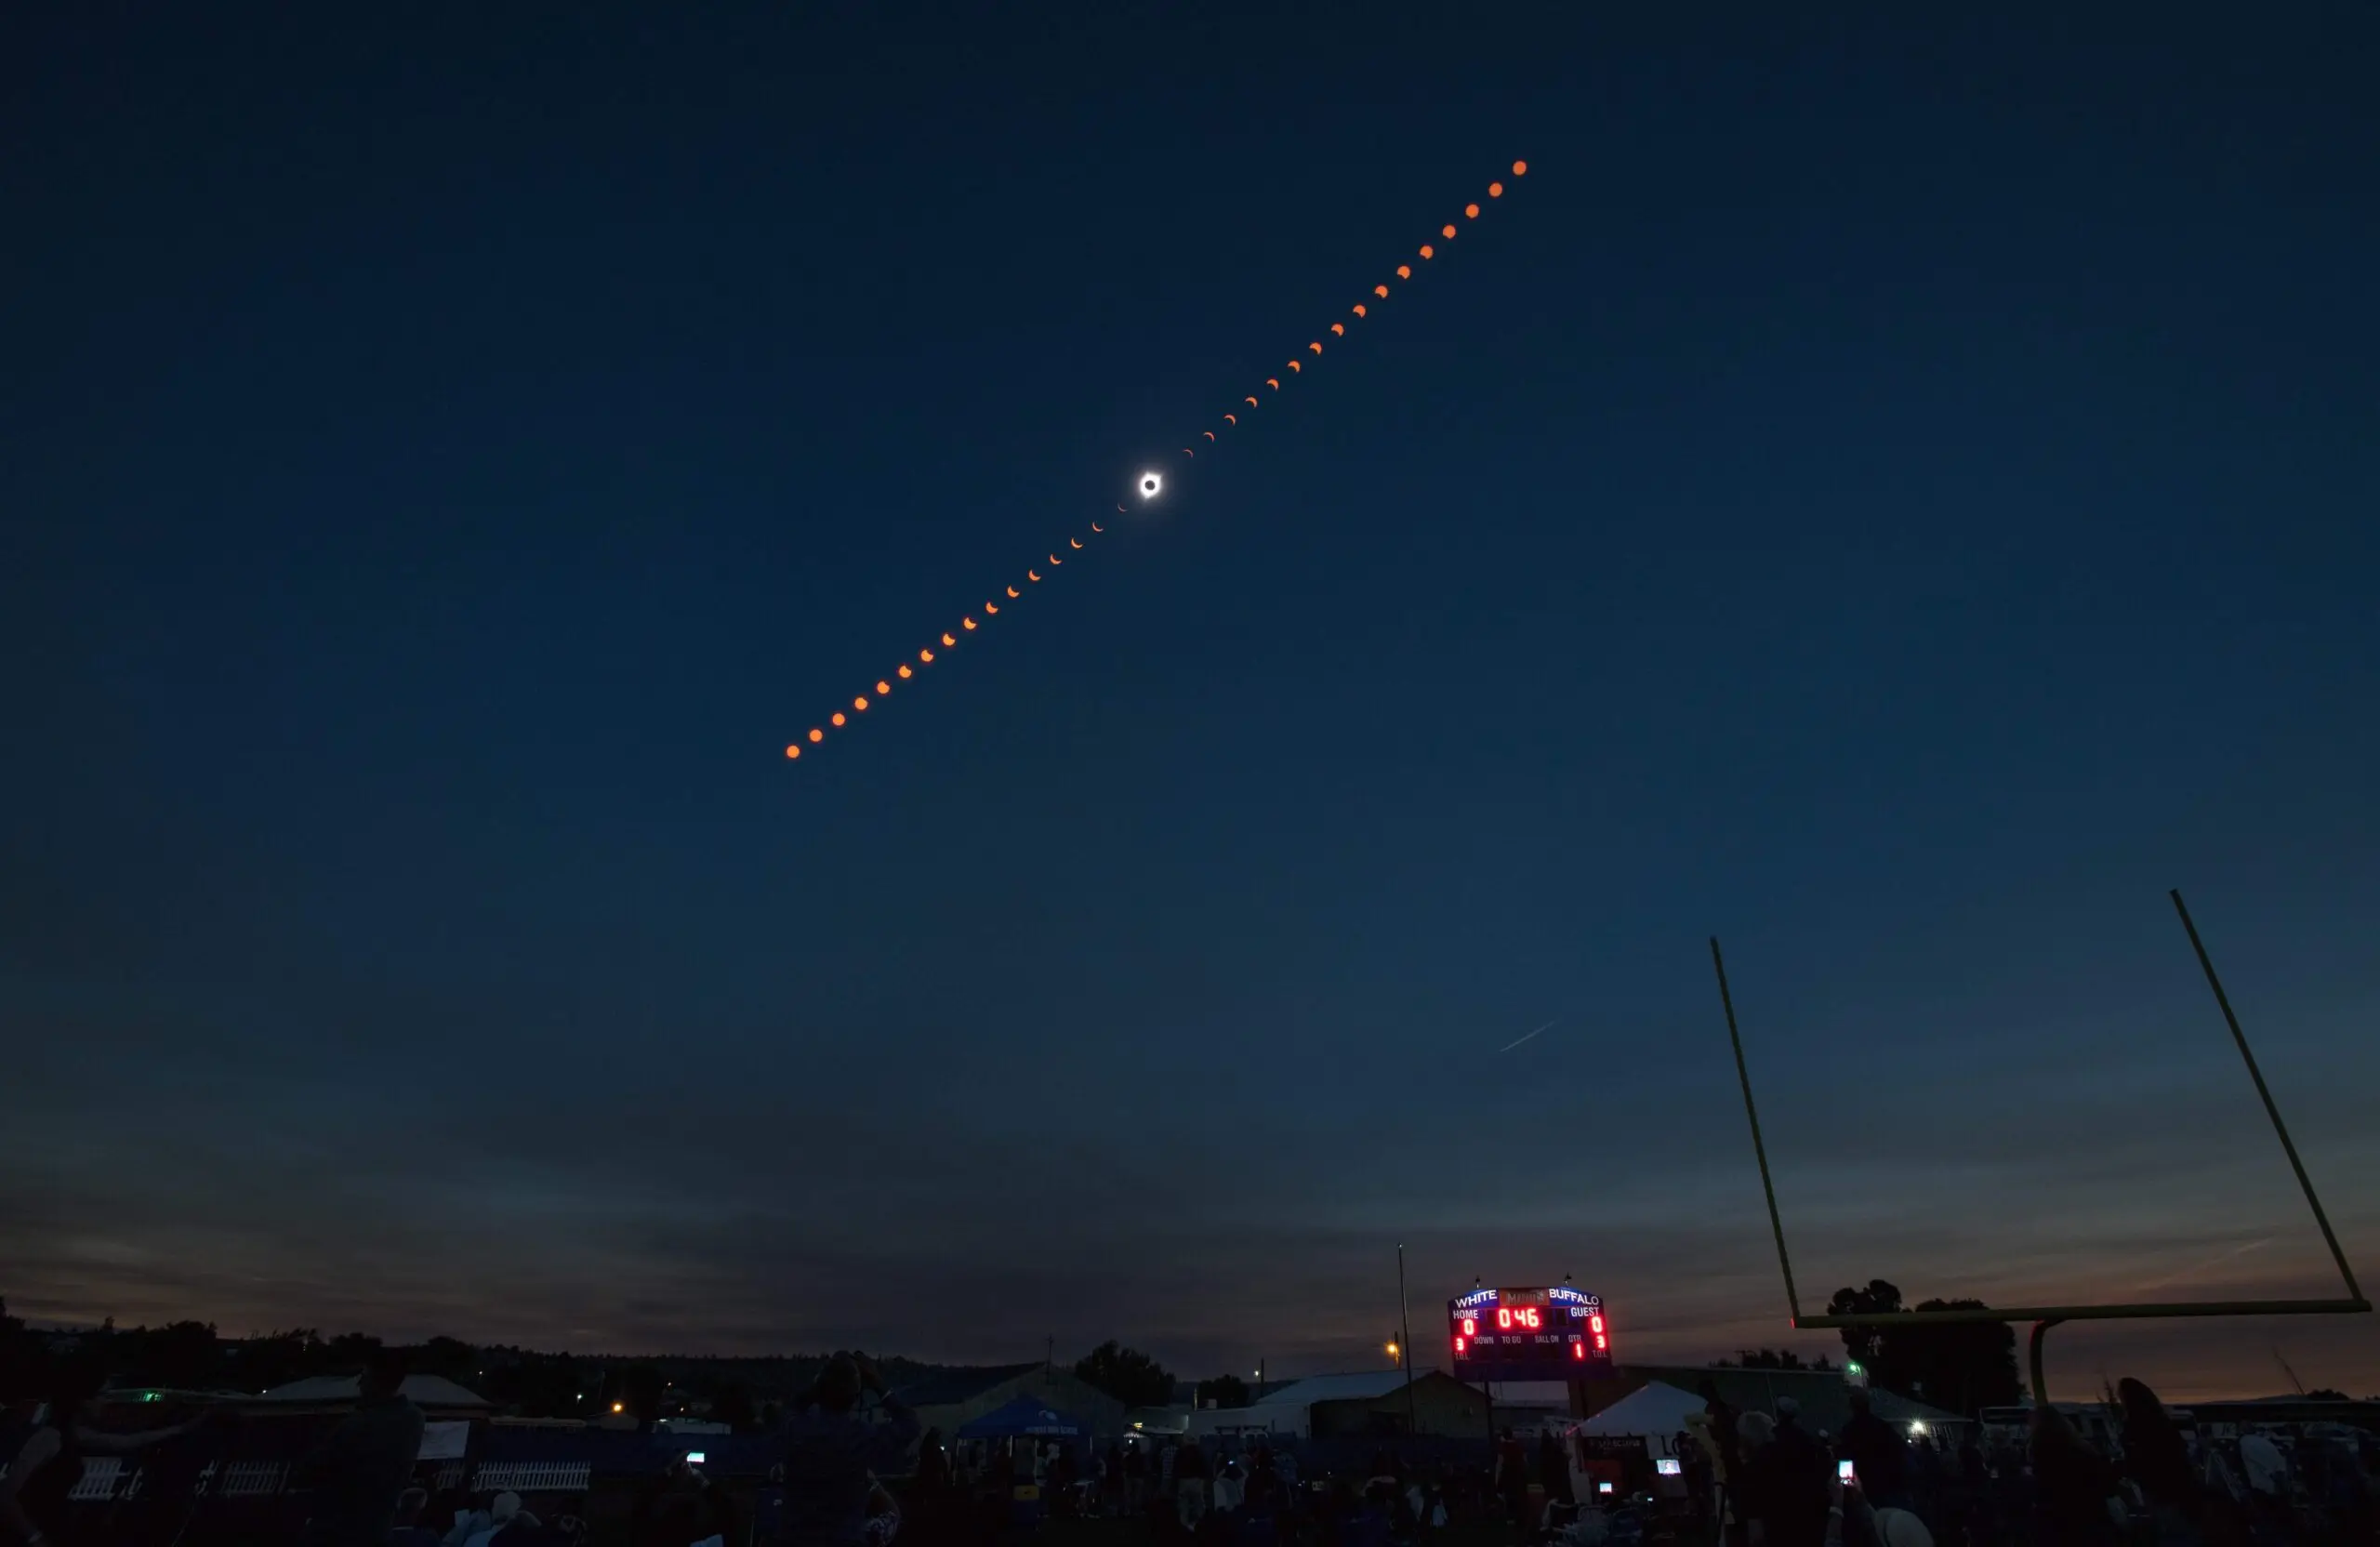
6, 4, 2376, 1402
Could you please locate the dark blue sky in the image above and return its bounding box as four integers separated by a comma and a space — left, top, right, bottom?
5, 3, 2375, 1399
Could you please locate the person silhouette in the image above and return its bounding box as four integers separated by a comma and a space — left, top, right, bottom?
777, 1354, 919, 1547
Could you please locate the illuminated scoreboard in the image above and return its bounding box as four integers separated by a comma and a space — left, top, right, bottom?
1448, 1284, 1615, 1382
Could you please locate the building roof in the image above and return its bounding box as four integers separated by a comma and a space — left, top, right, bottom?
1250, 1371, 1427, 1408
895, 1363, 1042, 1408
1617, 1366, 1965, 1437
258, 1374, 489, 1408
1865, 1387, 1965, 1426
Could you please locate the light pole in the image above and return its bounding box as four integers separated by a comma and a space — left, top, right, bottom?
1397, 1243, 1418, 1437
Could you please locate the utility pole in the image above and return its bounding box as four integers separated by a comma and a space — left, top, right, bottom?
1397, 1243, 1419, 1437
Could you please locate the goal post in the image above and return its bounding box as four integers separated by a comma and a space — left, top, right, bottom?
1710, 889, 2368, 1405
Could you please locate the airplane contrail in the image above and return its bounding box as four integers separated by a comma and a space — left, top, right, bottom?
2135, 1236, 2275, 1293
1499, 1018, 1558, 1053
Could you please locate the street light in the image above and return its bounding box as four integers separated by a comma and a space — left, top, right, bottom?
1385, 1341, 1402, 1365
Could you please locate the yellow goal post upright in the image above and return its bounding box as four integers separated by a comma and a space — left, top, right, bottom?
1708, 888, 2367, 1407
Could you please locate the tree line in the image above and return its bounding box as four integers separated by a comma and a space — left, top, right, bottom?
1, 1296, 940, 1429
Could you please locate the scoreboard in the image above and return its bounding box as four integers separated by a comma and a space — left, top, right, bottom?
1448, 1284, 1615, 1382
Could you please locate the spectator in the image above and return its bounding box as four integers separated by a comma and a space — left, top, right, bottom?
1215, 1455, 1249, 1514
1839, 1391, 1911, 1514
2314, 1435, 2373, 1543
1177, 1437, 1211, 1531
863, 1477, 899, 1545
1701, 1380, 1749, 1546
2114, 1379, 2204, 1547
915, 1428, 949, 1495
1908, 1432, 1945, 1524
389, 1488, 441, 1547
2030, 1405, 2122, 1547
1050, 1443, 1078, 1514
1681, 1422, 1717, 1528
1344, 1479, 1394, 1547
2236, 1430, 2287, 1500
297, 1348, 427, 1547
2196, 1440, 2246, 1512
1737, 1410, 1780, 1544
430, 1489, 483, 1546
441, 1511, 482, 1547
1494, 1427, 1528, 1525
1123, 1438, 1148, 1511
1765, 1398, 1835, 1547
632, 1457, 734, 1547
0, 1358, 208, 1547
1539, 1428, 1572, 1504
990, 1446, 1014, 1501
1858, 1493, 1937, 1547
457, 1492, 530, 1547
778, 1354, 920, 1547
1247, 1443, 1281, 1513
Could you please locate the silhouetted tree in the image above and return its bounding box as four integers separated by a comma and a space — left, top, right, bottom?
478, 1348, 587, 1419
1074, 1342, 1177, 1408
712, 1382, 759, 1433
1827, 1280, 1906, 1369
1197, 1375, 1250, 1409
1730, 1349, 1810, 1370
324, 1331, 385, 1373
1888, 1299, 2019, 1416
227, 1329, 325, 1393
409, 1336, 476, 1383
116, 1321, 222, 1390
1827, 1280, 2018, 1414
2306, 1389, 2347, 1401
620, 1363, 668, 1430
0, 1298, 45, 1399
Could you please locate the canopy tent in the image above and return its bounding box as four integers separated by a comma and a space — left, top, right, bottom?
1580, 1382, 1710, 1455
957, 1397, 1090, 1441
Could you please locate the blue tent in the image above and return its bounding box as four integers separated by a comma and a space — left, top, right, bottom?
956, 1396, 1090, 1440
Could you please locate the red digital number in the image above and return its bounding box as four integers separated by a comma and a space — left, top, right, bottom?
1590, 1314, 1604, 1334
1461, 1318, 1476, 1337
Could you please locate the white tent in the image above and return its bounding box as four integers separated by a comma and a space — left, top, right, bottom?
256, 1375, 489, 1412
1580, 1382, 1708, 1457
